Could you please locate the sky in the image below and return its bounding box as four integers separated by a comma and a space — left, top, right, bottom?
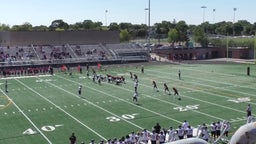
0, 0, 255, 27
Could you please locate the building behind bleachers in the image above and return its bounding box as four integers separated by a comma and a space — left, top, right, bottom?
0, 30, 120, 46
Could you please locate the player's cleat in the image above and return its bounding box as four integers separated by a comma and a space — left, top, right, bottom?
178, 97, 181, 100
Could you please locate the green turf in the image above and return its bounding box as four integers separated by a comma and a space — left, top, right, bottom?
0, 63, 255, 144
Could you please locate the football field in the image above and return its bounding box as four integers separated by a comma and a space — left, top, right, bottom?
0, 62, 255, 144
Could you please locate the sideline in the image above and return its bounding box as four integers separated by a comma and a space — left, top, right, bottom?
1, 75, 52, 80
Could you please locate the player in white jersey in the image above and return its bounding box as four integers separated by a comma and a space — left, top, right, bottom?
142, 129, 149, 143
176, 125, 185, 140
222, 121, 231, 137
150, 130, 158, 144
210, 122, 217, 139
78, 85, 82, 95
158, 131, 166, 144
182, 120, 189, 130
186, 125, 193, 138
134, 80, 138, 93
201, 127, 210, 142
132, 92, 138, 103
215, 121, 221, 137
168, 127, 176, 142
129, 131, 137, 144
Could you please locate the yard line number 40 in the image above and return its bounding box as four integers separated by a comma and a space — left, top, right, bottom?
23, 124, 63, 135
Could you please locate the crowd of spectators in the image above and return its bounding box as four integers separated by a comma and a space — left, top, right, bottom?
0, 66, 53, 77
72, 120, 231, 144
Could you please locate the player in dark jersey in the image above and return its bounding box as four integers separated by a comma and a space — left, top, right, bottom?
134, 74, 138, 81
69, 133, 77, 144
247, 104, 252, 117
152, 81, 159, 92
163, 83, 170, 95
5, 80, 8, 93
173, 87, 179, 95
178, 70, 181, 80
130, 72, 133, 79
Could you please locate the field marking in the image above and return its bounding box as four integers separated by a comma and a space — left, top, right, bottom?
130, 71, 247, 115
0, 95, 13, 110
143, 69, 256, 107
1, 75, 52, 80
0, 89, 53, 144
15, 79, 107, 141
41, 77, 146, 129
152, 67, 256, 92
107, 71, 225, 121
55, 75, 183, 124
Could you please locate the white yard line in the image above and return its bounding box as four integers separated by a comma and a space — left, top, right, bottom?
56, 75, 183, 124
16, 79, 107, 141
130, 70, 248, 114
145, 69, 256, 102
41, 77, 146, 130
166, 66, 256, 90
124, 79, 225, 121
0, 88, 53, 144
102, 71, 225, 121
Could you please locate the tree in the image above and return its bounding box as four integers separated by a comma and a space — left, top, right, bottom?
49, 19, 69, 31
192, 27, 209, 47
119, 23, 132, 30
120, 29, 131, 42
109, 23, 119, 31
33, 25, 49, 31
0, 24, 10, 31
175, 21, 188, 42
11, 22, 33, 31
167, 28, 178, 44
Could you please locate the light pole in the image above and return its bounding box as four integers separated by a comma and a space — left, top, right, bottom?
201, 6, 207, 23
226, 33, 229, 60
233, 8, 237, 36
105, 10, 108, 27
212, 9, 216, 23
144, 8, 149, 43
144, 8, 149, 26
148, 0, 151, 44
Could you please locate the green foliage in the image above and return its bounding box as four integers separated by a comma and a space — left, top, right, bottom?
192, 27, 209, 47
209, 37, 255, 48
167, 28, 178, 43
11, 22, 33, 31
49, 19, 69, 31
120, 29, 131, 42
0, 24, 10, 31
2, 18, 256, 43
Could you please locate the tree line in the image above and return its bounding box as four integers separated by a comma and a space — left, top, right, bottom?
0, 19, 256, 47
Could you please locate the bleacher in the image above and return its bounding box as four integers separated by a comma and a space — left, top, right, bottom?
0, 43, 149, 66
106, 43, 149, 59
